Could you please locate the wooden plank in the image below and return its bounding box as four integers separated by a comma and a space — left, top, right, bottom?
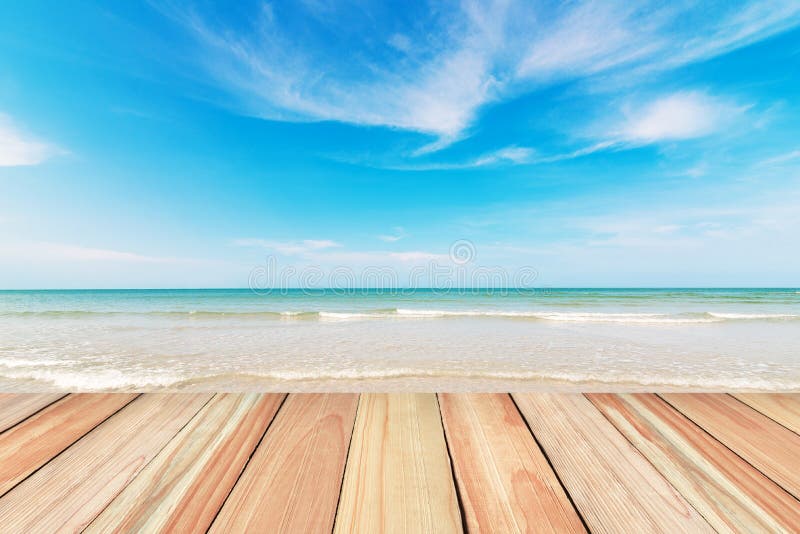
732, 393, 800, 435
0, 394, 64, 433
87, 393, 285, 533
662, 393, 800, 500
0, 393, 211, 532
0, 393, 137, 496
439, 393, 583, 533
589, 393, 800, 533
211, 393, 358, 534
335, 394, 462, 534
513, 394, 712, 533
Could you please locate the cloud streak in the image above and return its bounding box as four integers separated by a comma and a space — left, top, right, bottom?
233, 236, 448, 266
378, 227, 407, 242
160, 1, 800, 152
369, 145, 536, 171
615, 92, 743, 143
0, 114, 62, 167
1, 242, 188, 263
530, 91, 747, 164
232, 238, 341, 256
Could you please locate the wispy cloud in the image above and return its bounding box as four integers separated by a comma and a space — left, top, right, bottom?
159, 1, 800, 152
757, 149, 800, 167
232, 238, 341, 256
1, 242, 187, 263
0, 114, 63, 167
317, 250, 447, 264
376, 145, 535, 171
232, 236, 448, 265
159, 0, 511, 147
531, 91, 746, 164
378, 227, 407, 242
518, 1, 800, 87
614, 92, 743, 143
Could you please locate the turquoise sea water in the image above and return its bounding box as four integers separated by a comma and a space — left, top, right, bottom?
0, 288, 798, 391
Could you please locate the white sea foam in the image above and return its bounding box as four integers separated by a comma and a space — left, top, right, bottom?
395, 309, 717, 323
6, 366, 789, 391
0, 366, 182, 389
0, 358, 77, 368
706, 312, 798, 319
318, 311, 381, 320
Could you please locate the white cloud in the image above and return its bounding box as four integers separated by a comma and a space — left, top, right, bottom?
160, 1, 800, 152
378, 145, 536, 171
313, 249, 448, 264
517, 1, 800, 85
0, 242, 184, 263
516, 2, 664, 80
0, 114, 62, 166
232, 236, 449, 265
388, 251, 446, 262
378, 227, 406, 242
531, 141, 617, 164
387, 33, 412, 53
232, 238, 341, 256
758, 149, 800, 167
473, 146, 534, 166
162, 0, 511, 147
532, 92, 745, 163
616, 92, 741, 143
378, 235, 402, 243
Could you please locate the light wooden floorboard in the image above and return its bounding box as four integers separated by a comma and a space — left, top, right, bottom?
0, 393, 796, 532
662, 393, 800, 500
439, 393, 584, 533
0, 393, 211, 532
0, 394, 64, 433
87, 393, 284, 533
589, 393, 800, 533
212, 393, 358, 534
513, 393, 713, 534
732, 393, 800, 435
335, 393, 463, 534
0, 393, 137, 496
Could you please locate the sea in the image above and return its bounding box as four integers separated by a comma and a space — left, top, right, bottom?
0, 288, 798, 391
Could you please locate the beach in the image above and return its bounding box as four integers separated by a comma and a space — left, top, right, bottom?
0, 288, 798, 392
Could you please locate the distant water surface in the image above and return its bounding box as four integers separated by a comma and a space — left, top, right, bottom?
0, 288, 798, 391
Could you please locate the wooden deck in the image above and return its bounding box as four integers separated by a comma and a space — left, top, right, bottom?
0, 393, 798, 532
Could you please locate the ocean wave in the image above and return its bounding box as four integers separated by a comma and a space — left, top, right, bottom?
317, 311, 383, 320
0, 366, 182, 390
705, 312, 798, 319
2, 308, 798, 323
2, 365, 797, 391
396, 309, 799, 323
0, 357, 78, 368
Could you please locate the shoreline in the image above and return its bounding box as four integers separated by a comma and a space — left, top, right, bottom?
2, 376, 799, 393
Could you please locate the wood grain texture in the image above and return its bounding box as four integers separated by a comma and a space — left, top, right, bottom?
87, 393, 284, 533
732, 393, 800, 435
513, 393, 713, 534
0, 393, 211, 533
335, 393, 462, 534
589, 393, 800, 533
439, 393, 584, 534
0, 393, 137, 496
662, 393, 800, 500
0, 394, 64, 433
211, 393, 358, 534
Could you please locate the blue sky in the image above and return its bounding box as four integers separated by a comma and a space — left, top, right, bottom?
1, 0, 800, 288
